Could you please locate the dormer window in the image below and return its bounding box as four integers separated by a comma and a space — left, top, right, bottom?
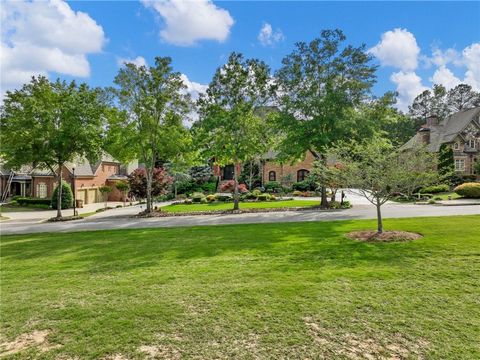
468, 139, 476, 149
453, 141, 460, 150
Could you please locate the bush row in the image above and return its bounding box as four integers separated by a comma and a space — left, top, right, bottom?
16, 197, 51, 206
454, 182, 480, 198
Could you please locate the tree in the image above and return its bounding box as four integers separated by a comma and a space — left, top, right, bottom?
446, 84, 480, 113
325, 140, 439, 233
51, 182, 74, 210
128, 168, 172, 201
195, 52, 276, 210
115, 181, 130, 207
106, 57, 192, 214
99, 185, 112, 210
409, 84, 448, 126
438, 143, 455, 182
239, 160, 261, 190
274, 29, 377, 207
0, 76, 106, 218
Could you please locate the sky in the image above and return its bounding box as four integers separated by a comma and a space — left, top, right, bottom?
1, 0, 479, 111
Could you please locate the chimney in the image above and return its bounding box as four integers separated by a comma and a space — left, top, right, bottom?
426, 114, 439, 127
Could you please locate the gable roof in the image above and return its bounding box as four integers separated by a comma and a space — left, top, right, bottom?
401, 107, 480, 152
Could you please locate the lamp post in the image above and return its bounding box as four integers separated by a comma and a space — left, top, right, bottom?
72, 165, 77, 216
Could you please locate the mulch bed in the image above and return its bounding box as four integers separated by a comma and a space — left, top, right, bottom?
134, 206, 339, 218
46, 215, 83, 222
346, 230, 422, 242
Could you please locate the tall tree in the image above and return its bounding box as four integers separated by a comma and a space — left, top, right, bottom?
195, 52, 276, 210
274, 29, 377, 206
106, 57, 192, 213
446, 84, 480, 113
409, 84, 448, 127
0, 76, 106, 218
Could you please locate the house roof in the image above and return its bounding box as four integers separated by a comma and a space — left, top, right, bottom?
401, 107, 480, 152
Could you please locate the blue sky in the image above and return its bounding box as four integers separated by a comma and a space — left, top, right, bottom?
2, 1, 479, 110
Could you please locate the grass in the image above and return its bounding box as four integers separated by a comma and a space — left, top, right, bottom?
162, 199, 320, 212
432, 192, 462, 200
79, 211, 96, 218
0, 205, 49, 212
1, 215, 479, 359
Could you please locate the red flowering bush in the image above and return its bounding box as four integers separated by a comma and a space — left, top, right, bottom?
220, 180, 248, 193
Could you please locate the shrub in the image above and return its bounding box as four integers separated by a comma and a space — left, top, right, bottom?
191, 192, 206, 203
201, 181, 217, 194
428, 199, 436, 204
16, 197, 51, 206
257, 194, 270, 201
252, 189, 262, 197
419, 184, 449, 194
206, 194, 216, 202
116, 205, 123, 208
454, 182, 480, 198
270, 194, 277, 201
264, 181, 282, 193
220, 180, 248, 193
215, 194, 232, 202
51, 182, 73, 209
341, 201, 351, 209
292, 178, 316, 192
184, 199, 193, 204
292, 190, 303, 196
328, 201, 341, 209
200, 197, 208, 204
244, 192, 258, 200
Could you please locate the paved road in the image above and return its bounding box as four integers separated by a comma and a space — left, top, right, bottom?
2, 203, 479, 235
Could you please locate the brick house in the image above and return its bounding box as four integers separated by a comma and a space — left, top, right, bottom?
0, 154, 136, 204
261, 150, 318, 185
401, 107, 480, 177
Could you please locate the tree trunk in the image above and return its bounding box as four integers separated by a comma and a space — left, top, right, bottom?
146, 168, 153, 213
56, 163, 63, 218
123, 192, 126, 207
376, 201, 383, 234
233, 163, 239, 210
331, 189, 337, 202
321, 186, 328, 208
249, 161, 253, 190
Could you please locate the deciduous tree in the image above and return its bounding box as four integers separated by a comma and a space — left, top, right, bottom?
0, 76, 106, 218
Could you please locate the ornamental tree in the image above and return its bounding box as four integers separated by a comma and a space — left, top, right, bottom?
128, 168, 172, 200
106, 57, 192, 213
324, 140, 439, 233
0, 76, 106, 218
274, 29, 377, 207
115, 181, 130, 207
195, 52, 276, 210
99, 185, 112, 210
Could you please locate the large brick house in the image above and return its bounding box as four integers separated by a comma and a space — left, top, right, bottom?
261, 150, 317, 185
0, 154, 136, 204
401, 107, 480, 177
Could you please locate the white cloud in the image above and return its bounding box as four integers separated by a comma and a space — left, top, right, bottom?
1, 0, 106, 93
369, 28, 420, 71
117, 56, 148, 68
142, 0, 234, 46
390, 71, 428, 111
462, 43, 480, 90
430, 66, 462, 89
257, 23, 284, 47
180, 74, 207, 101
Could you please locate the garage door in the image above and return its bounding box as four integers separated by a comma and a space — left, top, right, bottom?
77, 189, 87, 204
87, 189, 97, 203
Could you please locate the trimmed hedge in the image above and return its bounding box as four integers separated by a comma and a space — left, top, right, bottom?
16, 197, 51, 206
454, 182, 480, 198
420, 184, 450, 194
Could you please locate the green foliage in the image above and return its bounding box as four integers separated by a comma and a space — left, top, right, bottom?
420, 184, 450, 194
206, 194, 216, 202
264, 181, 281, 193
328, 201, 341, 209
454, 182, 480, 198
292, 178, 316, 191
115, 181, 130, 193
16, 198, 51, 206
99, 186, 113, 195
438, 143, 454, 179
106, 57, 192, 212
257, 194, 270, 201
200, 182, 217, 194
51, 182, 73, 209
214, 194, 232, 202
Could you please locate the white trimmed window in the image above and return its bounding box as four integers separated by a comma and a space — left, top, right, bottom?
468, 139, 476, 149
36, 182, 47, 198
453, 141, 460, 150
454, 159, 465, 171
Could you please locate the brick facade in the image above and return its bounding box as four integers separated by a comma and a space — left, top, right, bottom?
262, 151, 316, 185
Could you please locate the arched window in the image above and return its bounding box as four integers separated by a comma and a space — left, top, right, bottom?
297, 169, 310, 182
268, 171, 276, 181
36, 182, 47, 198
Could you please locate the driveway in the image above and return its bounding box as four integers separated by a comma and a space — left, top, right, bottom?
2, 202, 479, 235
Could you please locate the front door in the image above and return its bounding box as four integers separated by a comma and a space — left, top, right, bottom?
222, 165, 234, 180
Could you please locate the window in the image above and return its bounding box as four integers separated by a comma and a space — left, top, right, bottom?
468, 139, 476, 149
297, 169, 310, 182
268, 171, 276, 182
36, 182, 47, 198
453, 142, 460, 150
454, 159, 465, 171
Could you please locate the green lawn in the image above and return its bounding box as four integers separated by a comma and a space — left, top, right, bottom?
1, 216, 479, 359
432, 192, 462, 200
163, 199, 320, 212
0, 205, 49, 212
